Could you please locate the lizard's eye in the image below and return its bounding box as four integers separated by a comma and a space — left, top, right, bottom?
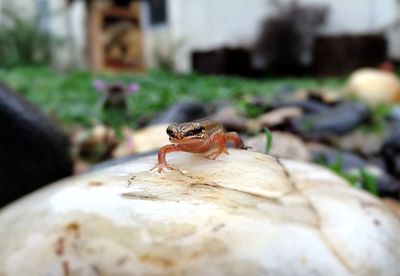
166, 128, 175, 137
195, 126, 204, 132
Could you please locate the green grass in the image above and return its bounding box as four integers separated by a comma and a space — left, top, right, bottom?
264, 127, 273, 154
0, 66, 344, 130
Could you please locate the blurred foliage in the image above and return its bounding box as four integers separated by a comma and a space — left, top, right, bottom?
0, 6, 53, 68
360, 104, 394, 135
237, 100, 265, 118
0, 66, 343, 131
315, 154, 378, 196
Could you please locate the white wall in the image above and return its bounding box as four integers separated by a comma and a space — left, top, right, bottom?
164, 0, 272, 72
309, 0, 398, 34
48, 0, 87, 69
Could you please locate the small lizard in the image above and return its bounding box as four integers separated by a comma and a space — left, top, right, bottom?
152, 119, 246, 172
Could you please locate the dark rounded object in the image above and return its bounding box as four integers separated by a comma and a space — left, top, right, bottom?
293, 102, 369, 138
0, 83, 73, 207
310, 147, 366, 170
388, 106, 400, 122
150, 101, 209, 124
275, 99, 330, 114
381, 123, 400, 178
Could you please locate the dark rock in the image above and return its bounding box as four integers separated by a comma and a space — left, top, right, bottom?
308, 143, 400, 197
388, 105, 400, 122
366, 168, 400, 198
0, 83, 73, 207
245, 96, 328, 115
308, 144, 366, 170
275, 99, 330, 114
366, 157, 388, 172
381, 123, 400, 178
293, 102, 369, 138
149, 101, 209, 124
209, 106, 250, 133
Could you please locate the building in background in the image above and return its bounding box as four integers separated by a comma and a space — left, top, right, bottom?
1, 0, 399, 75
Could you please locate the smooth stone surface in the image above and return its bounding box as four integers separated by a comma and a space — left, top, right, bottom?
382, 198, 400, 218
0, 150, 399, 275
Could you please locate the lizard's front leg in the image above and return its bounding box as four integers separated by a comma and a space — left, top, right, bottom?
206, 130, 228, 159
151, 144, 182, 173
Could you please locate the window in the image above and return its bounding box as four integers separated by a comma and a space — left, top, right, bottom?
148, 0, 167, 25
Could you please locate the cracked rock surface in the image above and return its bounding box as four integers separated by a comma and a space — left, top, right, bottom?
0, 150, 399, 275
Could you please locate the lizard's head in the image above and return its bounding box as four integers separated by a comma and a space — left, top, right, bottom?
166, 122, 206, 143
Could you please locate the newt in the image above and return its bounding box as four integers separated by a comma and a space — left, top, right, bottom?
152, 119, 247, 172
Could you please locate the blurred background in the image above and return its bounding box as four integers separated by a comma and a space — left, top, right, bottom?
1, 0, 400, 206
1, 0, 399, 73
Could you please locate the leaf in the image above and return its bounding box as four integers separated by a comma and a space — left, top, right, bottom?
359, 169, 379, 196
264, 128, 273, 154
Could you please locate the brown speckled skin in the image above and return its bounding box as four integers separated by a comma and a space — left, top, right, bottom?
153, 119, 245, 172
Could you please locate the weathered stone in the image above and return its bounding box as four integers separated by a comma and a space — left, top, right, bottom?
1, 150, 399, 275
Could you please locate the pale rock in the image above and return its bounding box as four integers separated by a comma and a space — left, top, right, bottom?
246, 131, 310, 161
256, 107, 303, 128
113, 124, 169, 157
329, 129, 385, 156
0, 150, 399, 275
382, 198, 400, 218
209, 106, 257, 133
294, 89, 343, 104
346, 69, 400, 106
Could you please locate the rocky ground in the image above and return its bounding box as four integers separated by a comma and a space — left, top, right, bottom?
72, 86, 400, 201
